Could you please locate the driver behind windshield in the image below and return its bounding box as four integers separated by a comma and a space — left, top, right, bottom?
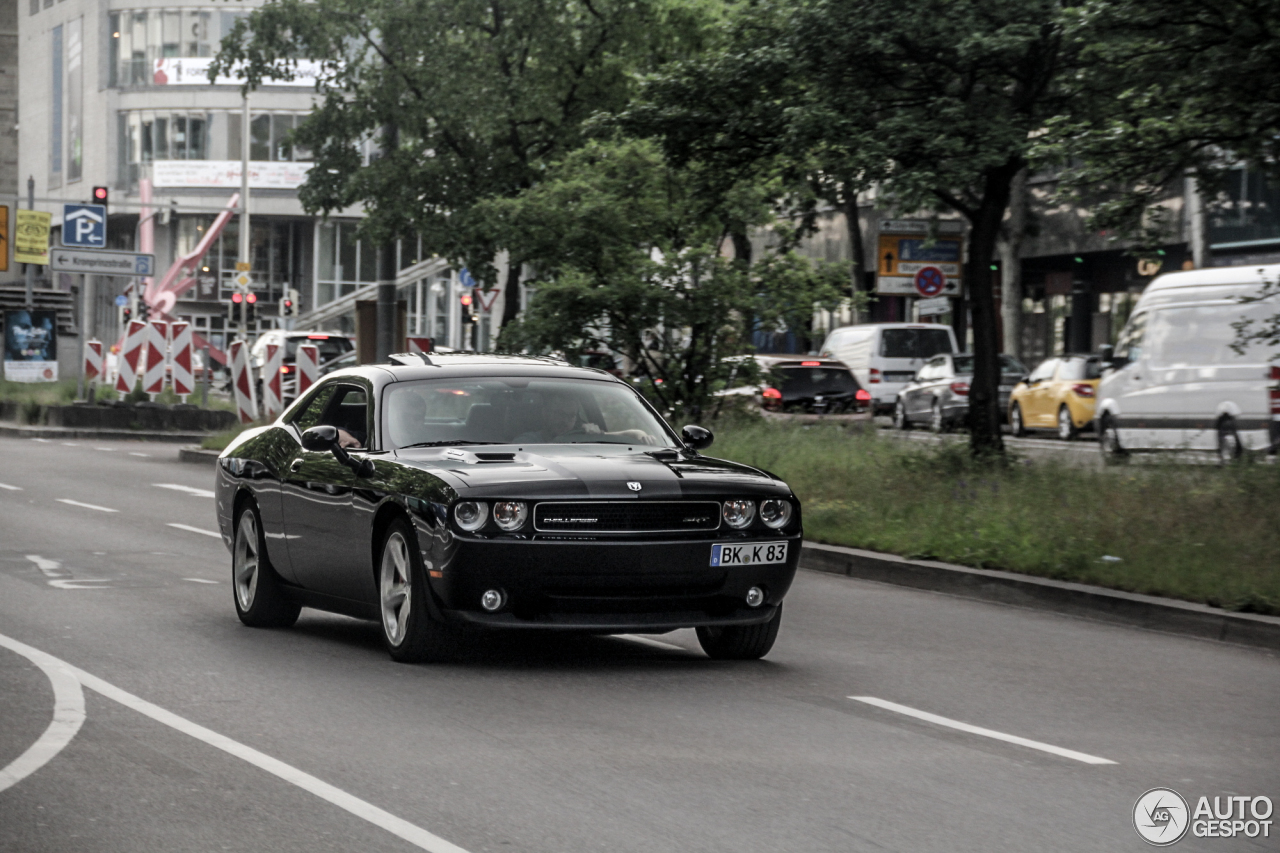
515, 388, 658, 445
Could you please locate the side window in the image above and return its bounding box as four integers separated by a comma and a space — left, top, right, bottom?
320, 385, 370, 449
1115, 312, 1147, 362
292, 385, 335, 432
1028, 359, 1057, 382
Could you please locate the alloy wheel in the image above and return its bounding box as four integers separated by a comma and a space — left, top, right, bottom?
931, 402, 944, 433
894, 401, 907, 430
233, 511, 260, 611
1058, 407, 1074, 440
1218, 423, 1242, 465
380, 531, 413, 646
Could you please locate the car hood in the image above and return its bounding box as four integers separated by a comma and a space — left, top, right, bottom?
392, 445, 790, 500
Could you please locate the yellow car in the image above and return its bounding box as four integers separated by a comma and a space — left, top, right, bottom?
1008, 355, 1101, 440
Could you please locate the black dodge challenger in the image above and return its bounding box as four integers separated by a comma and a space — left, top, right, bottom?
215, 353, 801, 661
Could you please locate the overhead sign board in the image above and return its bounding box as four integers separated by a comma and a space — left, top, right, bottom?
15, 209, 52, 265
877, 224, 963, 295
152, 160, 311, 190
879, 219, 965, 235
50, 248, 155, 277
151, 57, 325, 88
62, 203, 107, 247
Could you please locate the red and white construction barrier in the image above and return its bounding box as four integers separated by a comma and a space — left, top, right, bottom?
115, 320, 148, 397
295, 344, 319, 397
229, 340, 258, 424
142, 320, 170, 397
170, 321, 195, 398
83, 339, 104, 383
261, 342, 285, 418
407, 336, 434, 355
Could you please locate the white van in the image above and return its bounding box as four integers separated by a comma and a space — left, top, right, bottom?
819, 323, 959, 413
1096, 264, 1280, 462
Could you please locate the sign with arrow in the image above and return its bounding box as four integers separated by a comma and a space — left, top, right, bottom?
51, 248, 155, 277
62, 204, 107, 248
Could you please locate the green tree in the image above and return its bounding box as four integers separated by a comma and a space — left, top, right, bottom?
489, 139, 850, 415
213, 0, 712, 326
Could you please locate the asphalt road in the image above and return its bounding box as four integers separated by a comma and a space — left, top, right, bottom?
1, 435, 1276, 852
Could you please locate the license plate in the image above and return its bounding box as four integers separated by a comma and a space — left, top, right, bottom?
711, 542, 788, 567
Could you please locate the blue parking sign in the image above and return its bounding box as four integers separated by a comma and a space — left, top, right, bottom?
63, 204, 107, 248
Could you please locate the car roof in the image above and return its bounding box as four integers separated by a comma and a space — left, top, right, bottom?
1144, 263, 1280, 294
319, 352, 625, 385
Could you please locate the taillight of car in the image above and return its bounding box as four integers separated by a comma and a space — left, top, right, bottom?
950, 381, 970, 395
762, 386, 782, 410
280, 364, 293, 374
800, 361, 821, 367
1270, 367, 1280, 415
855, 389, 871, 402
869, 368, 882, 384
1072, 383, 1095, 397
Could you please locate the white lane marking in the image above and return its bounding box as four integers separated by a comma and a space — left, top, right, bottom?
0, 634, 87, 794
48, 579, 112, 590
0, 483, 22, 491
183, 578, 219, 584
153, 483, 215, 498
95, 447, 115, 452
25, 555, 64, 578
0, 632, 471, 853
129, 452, 150, 457
56, 499, 118, 513
61, 442, 78, 447
615, 634, 689, 653
167, 523, 222, 539
848, 696, 1117, 765
31, 438, 49, 443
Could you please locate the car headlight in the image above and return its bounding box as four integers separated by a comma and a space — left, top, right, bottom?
759, 498, 793, 529
454, 501, 488, 531
723, 499, 755, 529
492, 501, 528, 531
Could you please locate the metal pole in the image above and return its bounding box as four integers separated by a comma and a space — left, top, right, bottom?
78, 273, 94, 400
201, 344, 210, 408
375, 124, 398, 362
238, 92, 249, 345
24, 176, 34, 309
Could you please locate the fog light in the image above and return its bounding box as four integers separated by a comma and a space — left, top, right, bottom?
745, 587, 765, 608
481, 589, 505, 612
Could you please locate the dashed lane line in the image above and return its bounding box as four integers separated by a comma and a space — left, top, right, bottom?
129, 452, 150, 457
0, 631, 472, 853
55, 499, 118, 513
167, 523, 222, 539
183, 578, 219, 584
848, 696, 1117, 765
0, 483, 22, 491
0, 634, 87, 795
153, 483, 216, 498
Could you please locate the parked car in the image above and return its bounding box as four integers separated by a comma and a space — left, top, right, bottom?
818, 323, 959, 414
719, 355, 871, 415
894, 353, 1027, 432
250, 331, 355, 402
216, 353, 801, 661
1008, 355, 1101, 439
1096, 264, 1280, 463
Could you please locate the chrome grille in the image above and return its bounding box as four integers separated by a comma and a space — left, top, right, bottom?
533, 501, 721, 533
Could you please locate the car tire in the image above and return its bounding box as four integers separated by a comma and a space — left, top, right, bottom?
1057, 405, 1078, 441
378, 517, 460, 663
696, 605, 783, 661
1217, 417, 1244, 465
930, 400, 947, 434
1009, 404, 1026, 437
1099, 414, 1127, 465
893, 400, 910, 430
233, 500, 301, 628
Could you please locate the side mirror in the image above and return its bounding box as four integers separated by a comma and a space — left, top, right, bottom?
1098, 344, 1114, 362
681, 424, 714, 451
301, 425, 339, 451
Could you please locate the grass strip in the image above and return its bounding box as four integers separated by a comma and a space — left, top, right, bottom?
711, 420, 1280, 615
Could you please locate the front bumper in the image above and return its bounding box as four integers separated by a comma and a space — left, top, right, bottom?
427, 534, 801, 631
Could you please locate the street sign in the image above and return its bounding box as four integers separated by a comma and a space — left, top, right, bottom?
913, 266, 947, 298
15, 210, 52, 265
235, 261, 251, 272
50, 248, 155, 277
115, 294, 128, 307
62, 204, 107, 248
917, 295, 950, 316
234, 271, 252, 288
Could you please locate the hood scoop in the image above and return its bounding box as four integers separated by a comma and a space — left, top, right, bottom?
475, 452, 517, 463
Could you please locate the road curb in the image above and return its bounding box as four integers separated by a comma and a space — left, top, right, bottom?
179, 447, 220, 465
0, 421, 210, 443
801, 541, 1280, 652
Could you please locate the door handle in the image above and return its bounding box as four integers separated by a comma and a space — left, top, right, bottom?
290, 459, 304, 473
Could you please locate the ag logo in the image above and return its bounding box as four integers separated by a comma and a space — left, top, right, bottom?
1134, 788, 1190, 845
626, 481, 642, 491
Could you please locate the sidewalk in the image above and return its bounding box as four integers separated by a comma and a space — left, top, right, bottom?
0, 421, 210, 443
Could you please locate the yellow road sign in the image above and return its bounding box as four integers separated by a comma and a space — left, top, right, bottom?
15, 209, 52, 266
234, 271, 252, 288
235, 261, 251, 272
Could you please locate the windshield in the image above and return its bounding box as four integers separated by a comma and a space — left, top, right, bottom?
383, 377, 676, 449
777, 366, 860, 395
285, 336, 352, 363
951, 354, 1026, 375
879, 328, 954, 359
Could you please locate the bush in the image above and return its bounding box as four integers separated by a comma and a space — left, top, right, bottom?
711, 420, 1280, 614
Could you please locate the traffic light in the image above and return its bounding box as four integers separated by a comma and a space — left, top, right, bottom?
122, 306, 132, 323
280, 287, 299, 317
92, 186, 109, 211
138, 301, 151, 322
230, 291, 243, 325
245, 291, 258, 324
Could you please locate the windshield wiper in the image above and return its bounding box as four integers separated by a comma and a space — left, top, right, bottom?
398, 440, 504, 449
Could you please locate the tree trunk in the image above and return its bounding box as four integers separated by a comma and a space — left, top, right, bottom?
501, 257, 523, 329
730, 229, 752, 266
965, 158, 1023, 455
999, 168, 1027, 359
842, 181, 866, 323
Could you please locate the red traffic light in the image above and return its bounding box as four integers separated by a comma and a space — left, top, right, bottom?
246, 293, 258, 304
231, 292, 243, 303
92, 186, 109, 203
283, 300, 293, 308
459, 293, 473, 307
